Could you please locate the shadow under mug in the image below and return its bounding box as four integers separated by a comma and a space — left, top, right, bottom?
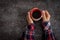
30, 8, 42, 21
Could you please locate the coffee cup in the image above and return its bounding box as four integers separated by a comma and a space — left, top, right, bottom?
30, 8, 42, 21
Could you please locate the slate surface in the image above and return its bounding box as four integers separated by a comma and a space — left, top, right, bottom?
0, 0, 60, 40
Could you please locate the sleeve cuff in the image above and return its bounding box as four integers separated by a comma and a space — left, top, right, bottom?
27, 23, 35, 30
42, 21, 51, 27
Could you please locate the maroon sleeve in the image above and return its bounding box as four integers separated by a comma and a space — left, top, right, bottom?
42, 21, 56, 40
21, 23, 35, 40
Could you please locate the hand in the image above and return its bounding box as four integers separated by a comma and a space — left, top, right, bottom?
27, 12, 34, 25
42, 10, 51, 22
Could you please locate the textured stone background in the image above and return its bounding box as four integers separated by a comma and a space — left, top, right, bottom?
0, 0, 60, 40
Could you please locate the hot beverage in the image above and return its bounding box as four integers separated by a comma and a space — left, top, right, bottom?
32, 10, 41, 19
30, 8, 42, 21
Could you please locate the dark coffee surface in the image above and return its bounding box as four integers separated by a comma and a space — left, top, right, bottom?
32, 10, 41, 19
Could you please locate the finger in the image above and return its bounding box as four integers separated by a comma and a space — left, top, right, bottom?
45, 10, 50, 17
27, 12, 31, 22
28, 12, 33, 20
42, 10, 46, 20
45, 10, 51, 20
27, 12, 33, 24
28, 12, 30, 18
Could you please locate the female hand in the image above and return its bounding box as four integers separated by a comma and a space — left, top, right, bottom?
27, 12, 34, 25
42, 10, 51, 22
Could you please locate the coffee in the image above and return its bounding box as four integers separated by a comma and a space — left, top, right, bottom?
32, 10, 41, 19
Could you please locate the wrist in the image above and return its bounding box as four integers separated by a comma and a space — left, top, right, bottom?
28, 21, 34, 25
27, 23, 35, 31
42, 21, 51, 30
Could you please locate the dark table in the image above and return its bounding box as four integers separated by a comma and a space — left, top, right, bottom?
0, 0, 60, 40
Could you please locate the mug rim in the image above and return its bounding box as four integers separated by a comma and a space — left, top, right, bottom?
30, 8, 42, 21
